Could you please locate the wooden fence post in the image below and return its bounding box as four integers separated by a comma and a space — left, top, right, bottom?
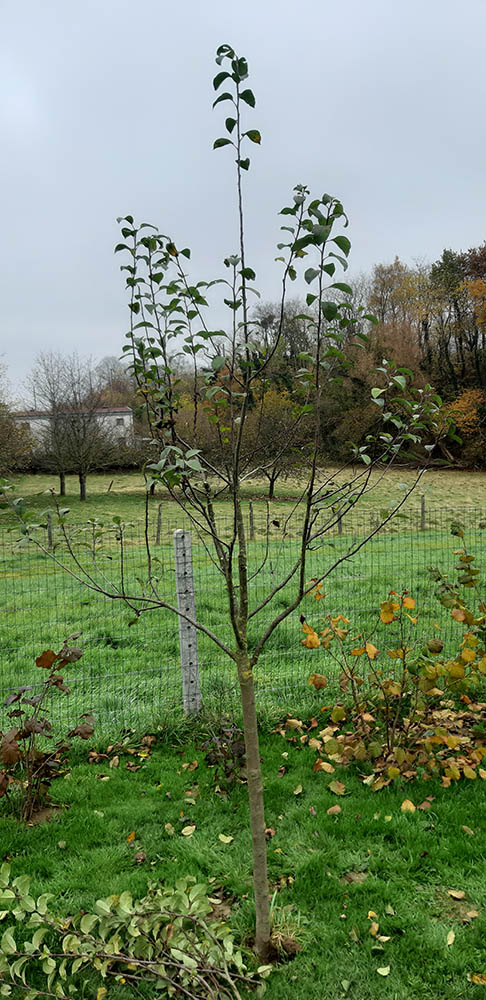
173, 529, 202, 715
47, 513, 53, 551
420, 494, 426, 531
249, 501, 255, 541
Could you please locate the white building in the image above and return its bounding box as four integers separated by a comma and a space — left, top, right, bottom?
14, 406, 134, 441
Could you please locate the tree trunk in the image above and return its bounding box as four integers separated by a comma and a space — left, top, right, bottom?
79, 472, 87, 501
237, 651, 271, 959
59, 471, 66, 496
268, 472, 276, 500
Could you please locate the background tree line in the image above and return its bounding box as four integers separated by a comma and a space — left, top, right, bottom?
1, 238, 485, 490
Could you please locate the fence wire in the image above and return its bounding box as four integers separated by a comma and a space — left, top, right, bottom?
0, 503, 485, 732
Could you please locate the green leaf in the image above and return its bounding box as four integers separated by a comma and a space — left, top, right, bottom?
1, 931, 16, 955
371, 387, 386, 398
240, 88, 256, 107
213, 71, 231, 90
330, 282, 353, 295
237, 157, 250, 170
213, 137, 233, 149
304, 267, 320, 285
211, 356, 226, 372
321, 301, 338, 321
225, 117, 236, 133
332, 235, 351, 256
212, 91, 234, 108
240, 266, 256, 280
245, 129, 261, 144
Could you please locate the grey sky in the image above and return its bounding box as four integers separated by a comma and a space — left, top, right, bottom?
2, 0, 485, 399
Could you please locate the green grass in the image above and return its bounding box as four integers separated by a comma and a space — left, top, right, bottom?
1, 475, 486, 733
3, 465, 486, 527
2, 734, 486, 999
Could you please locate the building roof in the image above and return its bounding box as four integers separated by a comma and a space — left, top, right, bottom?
14, 406, 133, 418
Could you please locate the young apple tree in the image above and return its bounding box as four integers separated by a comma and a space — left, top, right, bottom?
5, 45, 445, 959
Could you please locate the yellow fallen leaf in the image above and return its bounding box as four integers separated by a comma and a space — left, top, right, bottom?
97, 989, 107, 1000
448, 889, 466, 900
467, 910, 479, 919
468, 973, 486, 985
327, 804, 342, 816
329, 780, 346, 796
464, 766, 477, 780
370, 921, 379, 937
377, 966, 390, 977
181, 825, 196, 837
164, 823, 175, 836
378, 935, 391, 943
367, 910, 378, 919
388, 766, 400, 780
126, 831, 135, 843
401, 799, 416, 813
366, 642, 379, 660
218, 834, 234, 844
293, 784, 303, 796
447, 930, 455, 946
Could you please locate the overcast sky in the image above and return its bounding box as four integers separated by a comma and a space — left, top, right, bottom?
1, 0, 485, 400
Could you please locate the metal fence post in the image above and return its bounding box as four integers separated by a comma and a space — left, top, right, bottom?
173, 529, 202, 715
156, 503, 162, 546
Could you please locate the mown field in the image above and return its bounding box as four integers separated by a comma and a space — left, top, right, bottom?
3, 465, 486, 525
1, 470, 485, 733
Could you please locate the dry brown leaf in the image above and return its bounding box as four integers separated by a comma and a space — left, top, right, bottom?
448, 889, 466, 900
462, 825, 475, 836
126, 831, 135, 843
327, 804, 342, 816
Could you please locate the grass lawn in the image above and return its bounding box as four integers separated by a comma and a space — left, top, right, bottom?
2, 732, 486, 999
3, 466, 486, 526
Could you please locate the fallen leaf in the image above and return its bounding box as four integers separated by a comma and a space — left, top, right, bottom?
327, 804, 342, 816
417, 800, 432, 811
57, 841, 66, 850
309, 805, 317, 817
385, 904, 395, 916
341, 870, 368, 884
218, 834, 234, 844
376, 966, 390, 977
468, 973, 486, 985
164, 823, 175, 836
293, 784, 303, 796
401, 799, 416, 813
126, 831, 135, 843
181, 825, 196, 837
466, 910, 479, 919
133, 851, 146, 864
447, 930, 456, 947
93, 810, 104, 819
377, 935, 391, 943
313, 760, 335, 773
96, 989, 107, 1000
370, 921, 379, 936
329, 780, 346, 796
462, 825, 475, 836
368, 910, 378, 919
265, 828, 275, 840
448, 889, 466, 900
109, 755, 119, 769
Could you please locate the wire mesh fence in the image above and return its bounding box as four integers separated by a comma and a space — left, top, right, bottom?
1, 502, 485, 732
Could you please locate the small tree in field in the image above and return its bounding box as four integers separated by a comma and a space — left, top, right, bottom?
5, 45, 445, 959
